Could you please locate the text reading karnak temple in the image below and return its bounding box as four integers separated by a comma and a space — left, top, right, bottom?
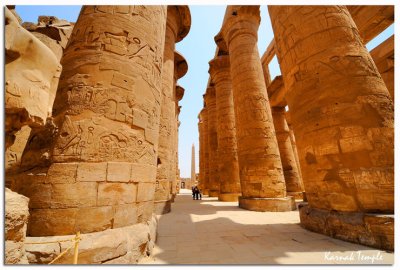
4, 5, 394, 265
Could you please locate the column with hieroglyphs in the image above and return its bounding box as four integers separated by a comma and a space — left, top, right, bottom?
205, 86, 220, 197
219, 6, 294, 211
269, 5, 394, 250
22, 6, 167, 236
209, 55, 241, 201
155, 6, 190, 213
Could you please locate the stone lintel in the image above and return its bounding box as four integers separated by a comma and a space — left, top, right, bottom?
261, 39, 276, 66
267, 75, 287, 107
299, 203, 394, 251
370, 34, 394, 72
239, 196, 296, 212
347, 5, 394, 44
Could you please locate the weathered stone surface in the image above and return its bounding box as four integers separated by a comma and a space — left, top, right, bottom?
22, 6, 167, 236
219, 6, 291, 211
22, 15, 74, 61
347, 6, 394, 44
5, 188, 29, 264
209, 55, 241, 202
25, 215, 158, 264
269, 5, 394, 213
199, 107, 210, 195
98, 183, 137, 205
5, 7, 61, 155
271, 107, 303, 199
299, 203, 394, 251
5, 125, 31, 173
370, 35, 394, 101
205, 86, 220, 197
155, 7, 190, 213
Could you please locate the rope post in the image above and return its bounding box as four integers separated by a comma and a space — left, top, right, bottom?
73, 231, 81, 264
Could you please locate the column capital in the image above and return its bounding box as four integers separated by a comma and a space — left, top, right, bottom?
199, 108, 207, 122
175, 84, 185, 101
174, 51, 188, 80
208, 55, 230, 83
167, 6, 191, 43
220, 5, 260, 47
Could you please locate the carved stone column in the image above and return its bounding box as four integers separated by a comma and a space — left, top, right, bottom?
155, 6, 190, 214
22, 6, 167, 236
269, 6, 394, 250
198, 117, 203, 190
262, 62, 304, 200
209, 55, 241, 201
272, 107, 303, 199
285, 110, 304, 191
220, 6, 294, 211
200, 106, 210, 195
173, 84, 185, 199
205, 86, 220, 197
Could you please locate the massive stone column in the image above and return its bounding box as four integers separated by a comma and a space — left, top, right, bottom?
191, 144, 196, 184
205, 86, 220, 197
200, 107, 210, 195
154, 6, 190, 213
262, 63, 304, 200
220, 6, 294, 211
269, 6, 394, 250
285, 110, 304, 189
272, 107, 303, 199
18, 6, 167, 236
209, 55, 241, 202
172, 85, 185, 198
198, 114, 205, 191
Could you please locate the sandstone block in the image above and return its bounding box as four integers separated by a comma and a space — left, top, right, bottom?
76, 206, 114, 234
137, 182, 155, 202
98, 183, 137, 206
51, 182, 97, 208
46, 163, 78, 184
107, 162, 131, 182
77, 162, 107, 182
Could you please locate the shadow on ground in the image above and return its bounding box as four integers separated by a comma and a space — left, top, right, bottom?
145, 191, 393, 265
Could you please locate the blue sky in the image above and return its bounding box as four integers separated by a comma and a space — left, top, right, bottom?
15, 5, 394, 177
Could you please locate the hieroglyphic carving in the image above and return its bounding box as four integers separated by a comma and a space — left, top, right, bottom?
24, 6, 167, 237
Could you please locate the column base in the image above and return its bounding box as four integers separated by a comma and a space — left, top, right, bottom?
299, 203, 394, 251
239, 196, 296, 212
287, 191, 304, 200
208, 190, 219, 197
302, 192, 308, 202
170, 194, 176, 203
218, 193, 241, 202
24, 215, 158, 264
202, 189, 209, 196
153, 200, 171, 215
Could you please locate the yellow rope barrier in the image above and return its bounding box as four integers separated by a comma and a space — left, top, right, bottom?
24, 232, 81, 264
73, 232, 81, 264
48, 245, 73, 265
